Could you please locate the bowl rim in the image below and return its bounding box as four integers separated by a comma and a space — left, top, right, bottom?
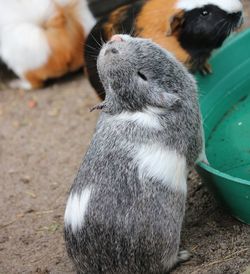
197, 28, 250, 188
197, 162, 250, 186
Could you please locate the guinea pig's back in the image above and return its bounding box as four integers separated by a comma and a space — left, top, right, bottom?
64, 117, 186, 273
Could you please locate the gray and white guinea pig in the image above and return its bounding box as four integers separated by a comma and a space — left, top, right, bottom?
0, 0, 96, 90
85, 0, 243, 99
64, 34, 204, 273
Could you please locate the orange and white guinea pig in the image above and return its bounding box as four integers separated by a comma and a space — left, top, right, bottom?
0, 0, 96, 90
85, 0, 243, 99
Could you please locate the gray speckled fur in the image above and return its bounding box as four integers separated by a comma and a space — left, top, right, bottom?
65, 36, 203, 273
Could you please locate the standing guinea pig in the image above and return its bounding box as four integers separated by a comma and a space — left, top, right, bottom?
0, 0, 96, 90
84, 0, 243, 99
64, 34, 204, 273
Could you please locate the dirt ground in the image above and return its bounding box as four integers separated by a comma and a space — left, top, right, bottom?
1, 2, 250, 274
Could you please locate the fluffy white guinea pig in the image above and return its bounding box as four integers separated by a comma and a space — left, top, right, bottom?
0, 0, 96, 90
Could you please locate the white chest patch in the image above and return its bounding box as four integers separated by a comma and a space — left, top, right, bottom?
114, 107, 163, 130
176, 0, 243, 14
135, 144, 187, 193
64, 187, 92, 233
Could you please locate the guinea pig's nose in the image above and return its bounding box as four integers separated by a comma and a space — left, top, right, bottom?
110, 35, 123, 42
104, 47, 119, 56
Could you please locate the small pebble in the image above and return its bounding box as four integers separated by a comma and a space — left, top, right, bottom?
219, 243, 227, 250
48, 108, 60, 117
20, 176, 31, 184
28, 99, 37, 109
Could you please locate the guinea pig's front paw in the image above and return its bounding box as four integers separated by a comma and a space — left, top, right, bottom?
9, 79, 32, 90
186, 58, 212, 76
199, 62, 212, 76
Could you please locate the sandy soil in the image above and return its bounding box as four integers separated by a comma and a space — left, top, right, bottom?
1, 2, 250, 273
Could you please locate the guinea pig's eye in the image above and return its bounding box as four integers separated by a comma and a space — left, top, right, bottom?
201, 9, 209, 16
137, 71, 148, 81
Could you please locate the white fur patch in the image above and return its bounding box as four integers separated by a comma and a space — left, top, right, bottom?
77, 0, 97, 35
135, 144, 187, 193
176, 0, 243, 13
9, 79, 32, 90
64, 187, 92, 233
0, 23, 51, 77
114, 107, 164, 129
0, 1, 57, 27
0, 0, 96, 78
0, 0, 55, 77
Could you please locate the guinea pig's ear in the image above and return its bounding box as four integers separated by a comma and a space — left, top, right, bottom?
153, 92, 182, 109
166, 10, 185, 36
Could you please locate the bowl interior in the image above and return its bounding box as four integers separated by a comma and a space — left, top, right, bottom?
197, 29, 250, 184
203, 79, 250, 181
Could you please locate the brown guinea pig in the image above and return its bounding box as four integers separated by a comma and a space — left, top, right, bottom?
84, 0, 243, 99
0, 0, 96, 90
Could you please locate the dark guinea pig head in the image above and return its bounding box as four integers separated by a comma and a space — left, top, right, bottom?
96, 34, 197, 114
169, 0, 243, 54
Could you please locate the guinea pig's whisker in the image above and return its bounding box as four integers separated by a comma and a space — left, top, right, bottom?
84, 49, 97, 55
214, 20, 226, 37
129, 8, 136, 36
95, 89, 106, 97
213, 19, 227, 38
100, 34, 106, 46
221, 22, 231, 38
86, 64, 99, 70
85, 54, 99, 60
120, 25, 124, 35
85, 44, 100, 51
229, 22, 235, 33
215, 20, 228, 39
120, 24, 128, 36
90, 33, 102, 48
111, 26, 117, 37
85, 51, 99, 59
225, 25, 231, 37
129, 23, 136, 36
214, 18, 226, 28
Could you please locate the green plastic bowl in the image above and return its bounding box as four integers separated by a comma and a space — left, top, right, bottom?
196, 29, 250, 224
